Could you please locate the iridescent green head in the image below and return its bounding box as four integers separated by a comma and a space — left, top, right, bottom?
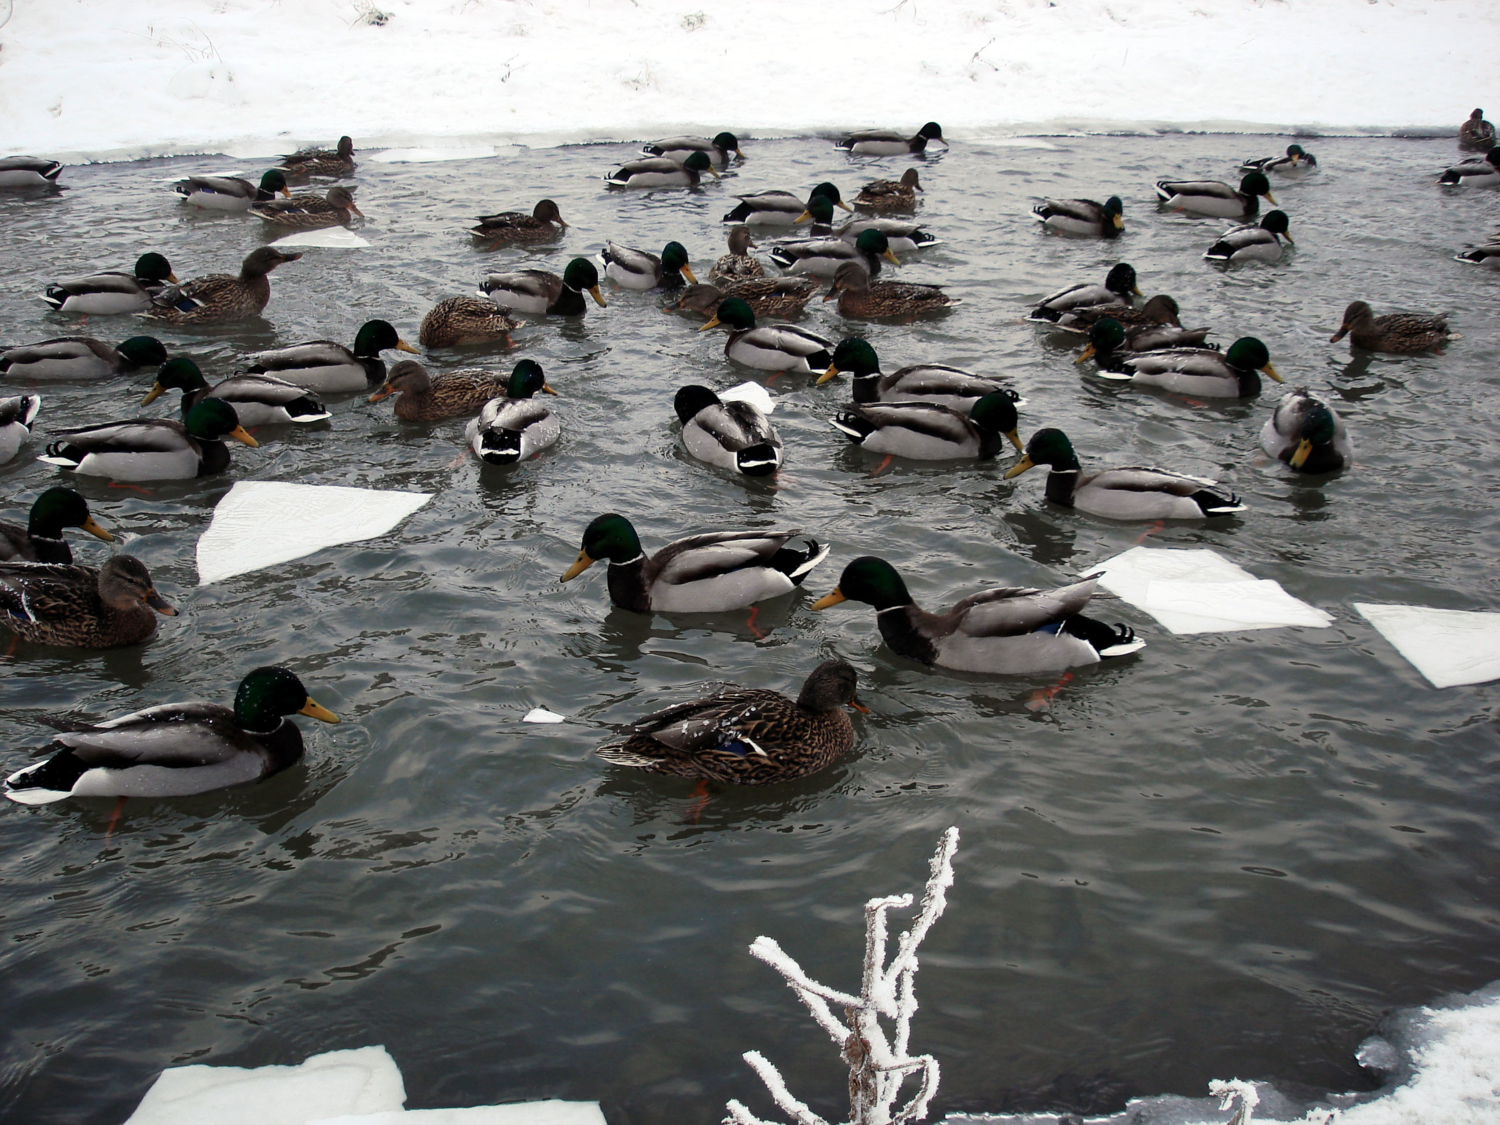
713, 132, 742, 156
813, 555, 913, 612
824, 338, 880, 382
233, 665, 338, 732
1009, 428, 1081, 477
116, 336, 168, 368
154, 357, 210, 393
562, 258, 601, 292
183, 398, 250, 443
1225, 337, 1279, 380
1286, 144, 1306, 159
660, 241, 695, 280
854, 229, 895, 263
258, 169, 290, 196
683, 151, 716, 176
674, 384, 721, 423
1088, 318, 1127, 354
28, 487, 113, 542
707, 296, 756, 331
561, 513, 644, 580
798, 194, 836, 225
1239, 171, 1274, 201
507, 359, 554, 399
970, 392, 1020, 447
352, 319, 416, 358
809, 182, 849, 210
133, 253, 176, 284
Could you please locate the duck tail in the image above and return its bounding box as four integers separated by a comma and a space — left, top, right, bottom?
1195, 487, 1246, 515
4, 748, 86, 805
39, 440, 83, 468
39, 286, 68, 310
476, 428, 523, 465
595, 741, 660, 769
722, 202, 755, 224
829, 411, 875, 443
735, 443, 781, 476
1025, 305, 1063, 323
772, 538, 831, 585
767, 246, 797, 269
1062, 614, 1146, 657
1153, 182, 1175, 202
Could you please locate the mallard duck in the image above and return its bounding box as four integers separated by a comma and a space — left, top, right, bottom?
769, 228, 900, 279
835, 217, 939, 253
699, 298, 833, 372
812, 557, 1143, 674
0, 336, 166, 381
674, 384, 782, 476
142, 358, 330, 426
368, 359, 507, 422
0, 395, 41, 464
249, 185, 362, 228
0, 487, 113, 563
1074, 319, 1214, 369
561, 514, 829, 613
419, 298, 520, 349
1052, 293, 1183, 334
40, 399, 258, 480
818, 338, 1021, 412
1155, 172, 1275, 219
248, 320, 420, 392
1026, 264, 1140, 323
1203, 211, 1293, 263
600, 241, 698, 290
1329, 301, 1449, 353
173, 169, 290, 211
479, 259, 607, 316
711, 226, 764, 280
3, 666, 338, 804
825, 260, 957, 319
1032, 196, 1124, 238
141, 248, 301, 325
1239, 144, 1318, 177
667, 278, 819, 321
836, 123, 947, 156
595, 659, 862, 784
722, 183, 850, 226
604, 151, 718, 188
277, 136, 356, 182
1094, 338, 1282, 398
1005, 428, 1245, 520
854, 168, 922, 212
1459, 110, 1497, 153
1437, 147, 1500, 188
0, 555, 175, 649
830, 392, 1019, 461
41, 253, 179, 315
1260, 388, 1352, 474
464, 360, 560, 465
470, 199, 567, 243
641, 132, 743, 166
0, 157, 63, 187
1454, 239, 1500, 269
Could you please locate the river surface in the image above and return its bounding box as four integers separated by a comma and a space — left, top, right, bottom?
0, 134, 1497, 1124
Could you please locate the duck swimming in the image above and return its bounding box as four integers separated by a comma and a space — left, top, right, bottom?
0, 157, 64, 187
465, 360, 561, 465
641, 132, 743, 166
1436, 147, 1500, 188
824, 260, 958, 319
141, 248, 300, 325
470, 199, 567, 244
40, 253, 179, 315
668, 278, 819, 321
768, 228, 900, 279
247, 320, 420, 392
479, 259, 607, 316
698, 298, 833, 372
368, 360, 508, 422
3, 666, 338, 804
854, 168, 922, 212
0, 395, 41, 464
141, 358, 331, 427
1459, 109, 1497, 153
0, 488, 113, 564
1328, 301, 1449, 353
605, 151, 718, 188
812, 557, 1143, 675
1203, 211, 1294, 264
1032, 196, 1124, 238
1026, 264, 1140, 323
818, 338, 1021, 413
277, 136, 356, 182
1094, 338, 1282, 398
722, 183, 849, 226
173, 169, 290, 211
1155, 172, 1275, 219
1239, 144, 1318, 176
673, 384, 782, 477
830, 392, 1020, 461
0, 336, 166, 381
0, 555, 176, 649
600, 241, 698, 290
595, 659, 862, 785
836, 123, 947, 157
711, 226, 764, 280
249, 185, 362, 228
1259, 388, 1352, 474
40, 399, 258, 480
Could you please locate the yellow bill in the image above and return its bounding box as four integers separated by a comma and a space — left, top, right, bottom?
141, 382, 167, 406
810, 588, 846, 611
1003, 454, 1036, 479
229, 426, 259, 448
300, 697, 340, 723
561, 550, 595, 582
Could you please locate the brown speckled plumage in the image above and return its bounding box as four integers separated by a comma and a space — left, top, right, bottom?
709, 225, 765, 280
142, 248, 301, 325
668, 277, 818, 321
826, 261, 957, 319
854, 167, 922, 212
277, 136, 356, 182
0, 555, 175, 648
419, 298, 520, 348
1329, 300, 1449, 353
470, 199, 567, 244
369, 360, 508, 422
250, 186, 362, 229
595, 659, 861, 784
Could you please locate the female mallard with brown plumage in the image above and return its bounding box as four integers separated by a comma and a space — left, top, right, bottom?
825, 260, 958, 319
595, 659, 864, 784
1459, 110, 1497, 153
277, 136, 356, 182
667, 278, 819, 321
0, 488, 113, 564
419, 298, 520, 349
469, 199, 567, 244
368, 359, 508, 422
854, 168, 922, 212
0, 555, 176, 648
710, 226, 764, 280
249, 186, 362, 229
1052, 293, 1182, 334
812, 557, 1143, 674
1329, 301, 1449, 353
141, 248, 301, 325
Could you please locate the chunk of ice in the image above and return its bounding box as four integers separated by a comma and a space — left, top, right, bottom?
1354, 603, 1500, 689
523, 708, 566, 724
718, 382, 776, 415
271, 229, 372, 250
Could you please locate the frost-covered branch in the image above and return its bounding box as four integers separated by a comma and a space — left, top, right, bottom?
725, 827, 960, 1125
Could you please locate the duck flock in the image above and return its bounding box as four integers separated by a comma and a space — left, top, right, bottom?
0, 112, 1497, 805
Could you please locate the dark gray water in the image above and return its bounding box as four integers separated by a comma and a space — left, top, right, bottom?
0, 134, 1497, 1124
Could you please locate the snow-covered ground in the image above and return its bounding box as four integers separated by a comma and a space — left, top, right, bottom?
3, 0, 1497, 163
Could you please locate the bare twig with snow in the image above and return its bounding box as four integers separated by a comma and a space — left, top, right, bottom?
725, 826, 960, 1125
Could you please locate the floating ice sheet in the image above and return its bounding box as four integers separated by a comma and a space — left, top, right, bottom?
197, 482, 432, 585
1093, 547, 1332, 635
719, 381, 776, 415
1354, 603, 1500, 689
123, 1046, 405, 1125
312, 1101, 607, 1125
523, 708, 566, 724
271, 228, 372, 250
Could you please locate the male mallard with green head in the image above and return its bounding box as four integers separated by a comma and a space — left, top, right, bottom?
465, 361, 561, 465
1155, 172, 1275, 219
142, 358, 330, 426
248, 320, 420, 392
41, 253, 179, 315
479, 259, 607, 316
0, 336, 167, 381
818, 339, 1020, 413
40, 399, 258, 480
174, 169, 290, 211
0, 488, 113, 564
698, 298, 833, 372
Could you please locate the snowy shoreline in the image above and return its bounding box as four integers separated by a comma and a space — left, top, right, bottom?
4, 0, 1497, 165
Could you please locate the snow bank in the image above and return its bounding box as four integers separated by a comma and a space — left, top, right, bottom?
945, 979, 1500, 1125
3, 0, 1497, 163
